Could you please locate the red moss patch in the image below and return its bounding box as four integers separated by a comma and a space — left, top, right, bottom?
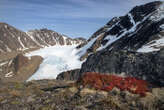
81, 72, 149, 97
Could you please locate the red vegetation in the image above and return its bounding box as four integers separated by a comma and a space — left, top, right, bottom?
81, 72, 149, 96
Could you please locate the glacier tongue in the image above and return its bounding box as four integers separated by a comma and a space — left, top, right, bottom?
26, 45, 82, 81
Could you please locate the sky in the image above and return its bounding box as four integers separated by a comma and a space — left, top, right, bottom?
0, 0, 159, 39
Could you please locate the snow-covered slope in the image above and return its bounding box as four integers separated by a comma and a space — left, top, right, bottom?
78, 1, 164, 60
26, 45, 82, 81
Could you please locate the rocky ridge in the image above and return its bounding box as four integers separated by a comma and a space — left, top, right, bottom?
57, 1, 164, 87
78, 1, 164, 60
0, 23, 86, 54
27, 29, 86, 47
0, 23, 39, 53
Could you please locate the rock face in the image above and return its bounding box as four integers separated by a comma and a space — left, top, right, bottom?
27, 29, 86, 47
12, 54, 29, 72
0, 23, 39, 53
79, 49, 164, 86
0, 23, 86, 53
78, 1, 164, 60
73, 1, 164, 86
0, 54, 43, 82
57, 69, 80, 81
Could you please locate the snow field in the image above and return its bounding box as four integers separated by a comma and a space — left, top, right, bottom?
26, 45, 82, 81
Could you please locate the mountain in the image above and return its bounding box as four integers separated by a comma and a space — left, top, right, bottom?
0, 23, 86, 53
78, 1, 164, 86
27, 29, 86, 47
0, 23, 39, 53
78, 1, 164, 60
0, 23, 85, 82
57, 1, 164, 86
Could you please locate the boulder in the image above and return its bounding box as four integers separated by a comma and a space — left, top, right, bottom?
12, 54, 29, 72
57, 69, 80, 81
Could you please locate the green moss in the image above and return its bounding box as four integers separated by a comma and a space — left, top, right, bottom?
11, 100, 21, 105
14, 83, 25, 89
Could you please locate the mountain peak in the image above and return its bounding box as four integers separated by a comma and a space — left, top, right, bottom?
0, 23, 86, 53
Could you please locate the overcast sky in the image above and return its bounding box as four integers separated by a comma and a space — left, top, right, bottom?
0, 0, 160, 38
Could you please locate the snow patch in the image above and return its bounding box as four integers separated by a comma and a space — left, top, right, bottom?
137, 35, 164, 53
77, 33, 104, 57
160, 24, 164, 29
0, 61, 8, 66
97, 35, 117, 51
18, 37, 26, 49
5, 72, 13, 78
62, 36, 67, 45
4, 25, 7, 29
128, 13, 136, 26
26, 45, 82, 81
6, 45, 11, 52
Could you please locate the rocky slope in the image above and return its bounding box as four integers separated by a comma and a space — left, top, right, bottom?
0, 79, 163, 110
27, 29, 86, 47
0, 54, 43, 82
0, 23, 86, 54
58, 1, 164, 86
77, 1, 164, 60
0, 23, 39, 53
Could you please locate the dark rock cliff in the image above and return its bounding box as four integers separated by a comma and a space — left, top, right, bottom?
58, 1, 164, 86
79, 49, 164, 86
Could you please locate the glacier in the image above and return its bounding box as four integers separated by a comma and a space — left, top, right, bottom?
26, 45, 82, 81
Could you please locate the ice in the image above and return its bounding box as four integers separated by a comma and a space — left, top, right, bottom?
26, 45, 82, 81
